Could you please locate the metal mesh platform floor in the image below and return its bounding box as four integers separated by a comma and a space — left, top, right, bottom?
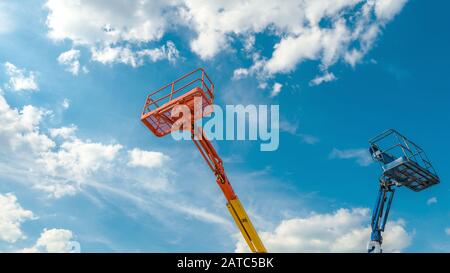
383, 156, 440, 191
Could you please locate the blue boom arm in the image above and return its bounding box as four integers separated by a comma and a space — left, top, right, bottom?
368, 144, 397, 253
368, 182, 395, 253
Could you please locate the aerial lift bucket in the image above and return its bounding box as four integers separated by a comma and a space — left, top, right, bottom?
367, 129, 440, 253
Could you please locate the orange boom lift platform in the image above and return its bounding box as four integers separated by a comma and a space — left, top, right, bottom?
140, 68, 267, 253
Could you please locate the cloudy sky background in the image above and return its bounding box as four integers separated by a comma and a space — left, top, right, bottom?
0, 0, 449, 252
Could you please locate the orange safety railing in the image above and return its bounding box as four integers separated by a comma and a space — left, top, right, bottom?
141, 68, 214, 117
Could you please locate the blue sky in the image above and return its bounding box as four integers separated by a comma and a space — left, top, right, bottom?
0, 0, 449, 252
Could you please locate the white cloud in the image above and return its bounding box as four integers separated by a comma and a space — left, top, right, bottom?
0, 193, 35, 243
330, 148, 373, 166
44, 0, 172, 45
279, 120, 299, 135
57, 49, 86, 75
270, 82, 282, 97
445, 228, 450, 236
137, 41, 180, 63
91, 46, 138, 67
62, 98, 70, 109
0, 92, 122, 198
0, 95, 54, 155
38, 139, 123, 196
127, 148, 169, 169
45, 0, 180, 67
232, 54, 268, 86
211, 0, 406, 80
235, 208, 411, 253
44, 0, 408, 79
344, 49, 364, 67
232, 68, 250, 80
265, 28, 324, 74
309, 71, 337, 86
243, 35, 255, 52
164, 201, 232, 228
190, 29, 227, 60
375, 0, 408, 21
279, 120, 319, 145
299, 134, 320, 145
426, 197, 437, 206
0, 2, 15, 34
49, 125, 77, 140
0, 91, 178, 199
3, 62, 38, 91
0, 193, 79, 253
91, 41, 179, 67
20, 229, 80, 253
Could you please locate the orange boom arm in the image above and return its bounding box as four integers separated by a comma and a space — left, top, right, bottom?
192, 127, 266, 252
